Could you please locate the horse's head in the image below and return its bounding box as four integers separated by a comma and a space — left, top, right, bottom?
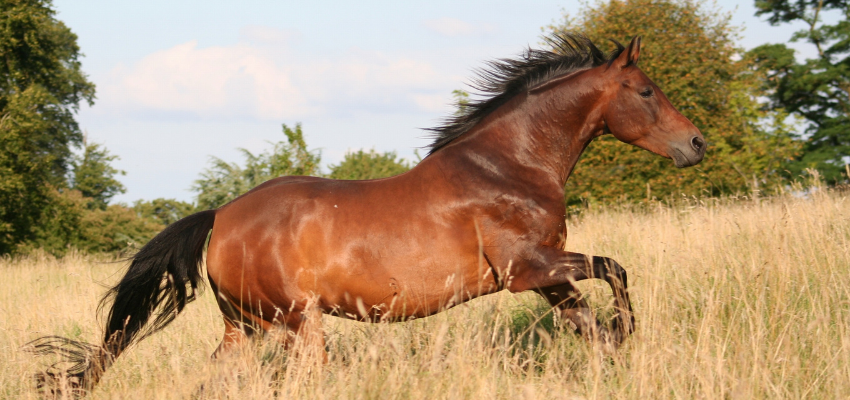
601, 37, 705, 168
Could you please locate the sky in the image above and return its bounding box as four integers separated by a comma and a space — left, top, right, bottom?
50, 1, 838, 204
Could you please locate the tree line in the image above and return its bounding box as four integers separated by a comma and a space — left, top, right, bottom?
1, 0, 847, 255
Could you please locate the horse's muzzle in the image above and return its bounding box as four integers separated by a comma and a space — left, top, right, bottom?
671, 135, 706, 168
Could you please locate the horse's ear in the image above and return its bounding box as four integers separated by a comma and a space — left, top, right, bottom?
613, 36, 641, 68
627, 36, 641, 66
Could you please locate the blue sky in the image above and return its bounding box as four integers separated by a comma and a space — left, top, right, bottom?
51, 1, 835, 204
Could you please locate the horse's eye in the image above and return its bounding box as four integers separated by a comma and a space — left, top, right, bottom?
639, 88, 654, 98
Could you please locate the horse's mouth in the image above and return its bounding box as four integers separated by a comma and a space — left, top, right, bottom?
672, 147, 704, 168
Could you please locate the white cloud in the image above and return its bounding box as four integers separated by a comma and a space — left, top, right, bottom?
101, 40, 312, 119
98, 34, 451, 120
422, 17, 495, 37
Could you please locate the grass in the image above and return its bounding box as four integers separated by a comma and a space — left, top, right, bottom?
2, 186, 849, 399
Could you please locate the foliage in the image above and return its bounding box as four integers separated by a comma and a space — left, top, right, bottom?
21, 187, 87, 255
451, 89, 470, 116
72, 204, 164, 253
0, 0, 95, 253
0, 0, 173, 255
548, 0, 801, 207
327, 149, 411, 180
20, 187, 163, 255
25, 194, 195, 255
193, 123, 321, 210
748, 0, 849, 182
71, 141, 126, 210
132, 198, 196, 226
20, 148, 164, 255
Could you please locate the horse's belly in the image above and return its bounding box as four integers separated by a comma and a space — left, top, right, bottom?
310, 247, 498, 319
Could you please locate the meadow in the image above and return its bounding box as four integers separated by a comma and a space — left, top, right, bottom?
2, 183, 849, 399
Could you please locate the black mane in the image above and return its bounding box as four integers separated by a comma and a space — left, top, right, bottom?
426, 33, 625, 155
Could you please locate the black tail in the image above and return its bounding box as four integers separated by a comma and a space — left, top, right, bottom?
28, 209, 216, 395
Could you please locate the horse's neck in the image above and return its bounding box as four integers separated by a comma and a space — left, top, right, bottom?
438, 72, 606, 188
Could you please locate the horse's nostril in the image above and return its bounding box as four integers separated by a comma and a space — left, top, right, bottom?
691, 136, 705, 152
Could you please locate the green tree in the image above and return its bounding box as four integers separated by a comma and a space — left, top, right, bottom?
748, 0, 849, 182
71, 140, 126, 209
24, 187, 87, 254
193, 123, 321, 209
0, 0, 95, 253
132, 198, 196, 226
548, 0, 800, 206
22, 188, 164, 255
328, 149, 411, 180
23, 141, 163, 255
74, 204, 164, 253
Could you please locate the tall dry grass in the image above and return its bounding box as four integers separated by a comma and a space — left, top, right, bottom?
2, 186, 849, 399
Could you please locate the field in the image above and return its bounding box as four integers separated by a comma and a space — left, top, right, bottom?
2, 185, 849, 399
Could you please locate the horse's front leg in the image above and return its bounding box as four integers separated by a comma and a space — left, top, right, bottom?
510, 248, 635, 346
534, 283, 603, 341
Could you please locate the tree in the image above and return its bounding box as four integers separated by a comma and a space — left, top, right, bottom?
23, 139, 163, 255
71, 140, 126, 210
748, 0, 849, 182
547, 0, 800, 207
21, 187, 164, 255
328, 149, 411, 180
0, 0, 95, 253
75, 204, 164, 253
132, 198, 196, 226
193, 123, 321, 210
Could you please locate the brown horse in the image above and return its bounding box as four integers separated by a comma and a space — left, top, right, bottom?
30, 33, 704, 394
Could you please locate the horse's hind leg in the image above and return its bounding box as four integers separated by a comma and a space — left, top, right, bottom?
212, 318, 254, 359
280, 304, 327, 363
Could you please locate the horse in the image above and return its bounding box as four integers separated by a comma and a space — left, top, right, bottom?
29, 33, 705, 395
